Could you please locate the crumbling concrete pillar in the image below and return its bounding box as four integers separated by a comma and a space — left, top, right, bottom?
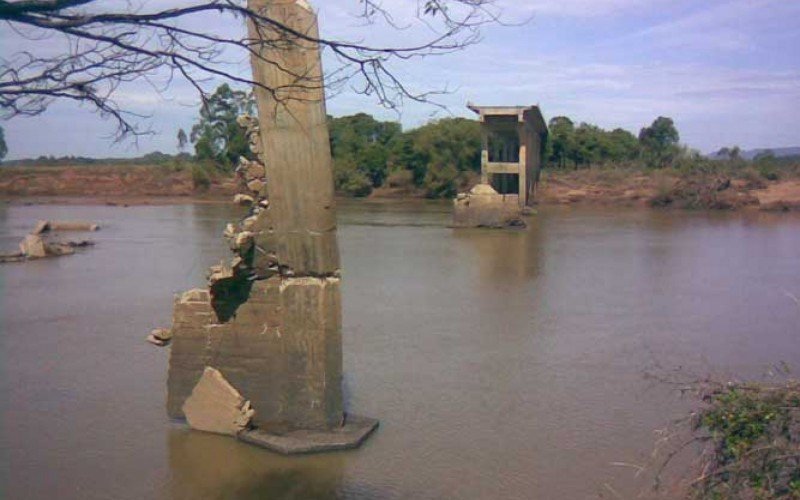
247, 0, 339, 276
162, 0, 376, 451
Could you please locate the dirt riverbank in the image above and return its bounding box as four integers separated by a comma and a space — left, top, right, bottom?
2, 164, 799, 211
538, 168, 800, 211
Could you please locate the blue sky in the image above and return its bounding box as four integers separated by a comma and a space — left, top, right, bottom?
2, 0, 799, 159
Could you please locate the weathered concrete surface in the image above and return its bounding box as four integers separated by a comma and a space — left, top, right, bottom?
163, 0, 374, 449
453, 184, 525, 228
239, 414, 378, 454
167, 277, 343, 431
247, 0, 339, 276
182, 367, 255, 436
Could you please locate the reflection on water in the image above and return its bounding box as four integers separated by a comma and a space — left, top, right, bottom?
2, 200, 799, 499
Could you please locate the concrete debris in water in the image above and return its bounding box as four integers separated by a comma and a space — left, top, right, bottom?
182, 367, 255, 436
32, 220, 100, 234
146, 328, 172, 347
453, 184, 527, 229
3, 232, 95, 263
19, 234, 47, 258
1, 219, 98, 264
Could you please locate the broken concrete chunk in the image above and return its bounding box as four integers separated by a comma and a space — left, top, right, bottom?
146, 328, 172, 347
247, 179, 265, 195
32, 220, 49, 235
244, 162, 266, 181
208, 264, 234, 286
233, 194, 255, 206
180, 289, 209, 304
48, 221, 99, 232
233, 231, 254, 252
146, 334, 167, 347
223, 223, 237, 239
236, 114, 258, 131
182, 367, 255, 436
19, 234, 47, 258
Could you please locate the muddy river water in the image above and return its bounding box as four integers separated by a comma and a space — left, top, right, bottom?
1, 200, 799, 499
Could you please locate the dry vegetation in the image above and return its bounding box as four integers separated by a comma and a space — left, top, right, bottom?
539, 160, 800, 211
646, 373, 800, 499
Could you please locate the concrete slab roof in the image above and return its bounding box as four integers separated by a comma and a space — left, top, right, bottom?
467, 103, 548, 133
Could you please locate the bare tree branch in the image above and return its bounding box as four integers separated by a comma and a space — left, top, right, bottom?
0, 0, 503, 139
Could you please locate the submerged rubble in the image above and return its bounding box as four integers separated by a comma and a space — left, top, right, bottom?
1, 220, 98, 263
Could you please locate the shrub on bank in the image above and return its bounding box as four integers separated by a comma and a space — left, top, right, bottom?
191, 163, 212, 191
690, 380, 799, 498
333, 157, 372, 197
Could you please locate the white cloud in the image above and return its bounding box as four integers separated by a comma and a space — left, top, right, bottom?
495, 0, 668, 18
621, 0, 800, 52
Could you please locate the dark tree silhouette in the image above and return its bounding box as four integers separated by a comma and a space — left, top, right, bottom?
0, 0, 501, 138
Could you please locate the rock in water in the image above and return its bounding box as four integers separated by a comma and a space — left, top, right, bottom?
182, 367, 255, 436
19, 234, 47, 258
32, 220, 50, 235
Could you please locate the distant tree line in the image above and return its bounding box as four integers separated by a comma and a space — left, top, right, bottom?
546, 115, 681, 169
4, 83, 796, 195
181, 85, 482, 197
328, 113, 481, 197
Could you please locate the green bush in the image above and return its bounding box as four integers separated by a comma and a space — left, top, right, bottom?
385, 169, 414, 188
691, 382, 800, 499
191, 164, 212, 191
333, 158, 372, 197
423, 163, 459, 198
758, 165, 780, 181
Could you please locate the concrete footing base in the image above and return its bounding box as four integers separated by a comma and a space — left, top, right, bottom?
237, 414, 379, 455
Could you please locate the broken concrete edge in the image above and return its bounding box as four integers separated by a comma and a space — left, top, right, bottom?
182, 367, 255, 436
237, 414, 379, 455
32, 220, 100, 234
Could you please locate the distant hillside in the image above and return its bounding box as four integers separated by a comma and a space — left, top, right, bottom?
709, 147, 800, 160
1, 151, 190, 167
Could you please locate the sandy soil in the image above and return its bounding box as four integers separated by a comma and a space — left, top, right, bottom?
0, 164, 236, 201
535, 169, 800, 211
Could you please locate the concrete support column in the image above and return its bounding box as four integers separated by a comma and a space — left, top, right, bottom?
480, 127, 489, 184
518, 125, 527, 207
